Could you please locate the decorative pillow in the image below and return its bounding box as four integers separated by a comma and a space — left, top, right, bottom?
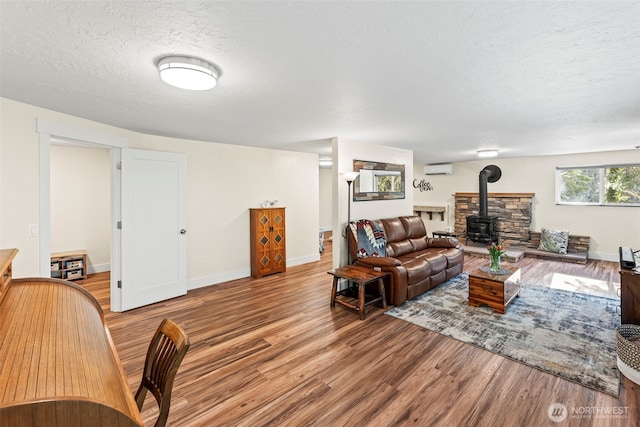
538, 228, 569, 254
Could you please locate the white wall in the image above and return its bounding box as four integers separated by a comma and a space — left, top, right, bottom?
413, 152, 640, 261
0, 97, 320, 288
133, 134, 320, 288
332, 137, 414, 268
50, 145, 111, 273
319, 167, 332, 230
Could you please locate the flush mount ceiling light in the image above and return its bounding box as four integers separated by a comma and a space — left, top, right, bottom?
319, 158, 332, 167
477, 149, 499, 158
157, 56, 219, 90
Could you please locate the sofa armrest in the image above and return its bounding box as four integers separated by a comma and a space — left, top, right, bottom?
356, 256, 402, 267
355, 258, 408, 306
427, 237, 461, 248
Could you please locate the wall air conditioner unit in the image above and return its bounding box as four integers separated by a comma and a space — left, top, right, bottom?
424, 164, 453, 175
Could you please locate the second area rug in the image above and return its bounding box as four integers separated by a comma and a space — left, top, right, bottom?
386, 272, 621, 396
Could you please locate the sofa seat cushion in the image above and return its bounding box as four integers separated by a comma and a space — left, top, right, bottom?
398, 257, 432, 284
417, 252, 448, 273
410, 249, 447, 269
439, 247, 464, 266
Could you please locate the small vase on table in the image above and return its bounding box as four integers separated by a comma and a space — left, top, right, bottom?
489, 253, 501, 273
487, 242, 505, 273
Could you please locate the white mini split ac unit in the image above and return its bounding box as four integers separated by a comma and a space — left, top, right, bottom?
424, 164, 453, 175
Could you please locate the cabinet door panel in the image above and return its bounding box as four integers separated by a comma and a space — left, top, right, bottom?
250, 208, 286, 278
269, 209, 286, 272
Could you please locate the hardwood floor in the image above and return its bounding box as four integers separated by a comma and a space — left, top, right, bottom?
79, 242, 639, 426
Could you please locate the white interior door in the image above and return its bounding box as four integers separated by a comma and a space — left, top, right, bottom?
120, 148, 187, 311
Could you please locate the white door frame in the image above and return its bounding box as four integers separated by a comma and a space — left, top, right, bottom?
36, 118, 128, 310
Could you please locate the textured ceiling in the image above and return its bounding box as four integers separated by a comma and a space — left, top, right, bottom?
1, 1, 639, 164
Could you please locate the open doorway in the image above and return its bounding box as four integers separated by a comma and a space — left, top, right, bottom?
50, 142, 111, 278
319, 161, 333, 254
37, 118, 127, 311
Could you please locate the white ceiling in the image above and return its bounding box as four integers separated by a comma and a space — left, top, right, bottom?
1, 1, 639, 164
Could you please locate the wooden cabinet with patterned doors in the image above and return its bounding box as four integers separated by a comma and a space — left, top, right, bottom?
250, 207, 286, 278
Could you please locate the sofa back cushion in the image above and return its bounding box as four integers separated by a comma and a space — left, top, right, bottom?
351, 215, 432, 258
380, 218, 407, 243
386, 240, 414, 258
380, 218, 413, 257
400, 216, 429, 251
401, 216, 426, 238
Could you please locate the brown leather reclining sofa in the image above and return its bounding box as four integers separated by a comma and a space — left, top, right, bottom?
349, 216, 464, 306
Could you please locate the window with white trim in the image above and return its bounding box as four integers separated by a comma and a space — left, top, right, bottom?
556, 164, 640, 206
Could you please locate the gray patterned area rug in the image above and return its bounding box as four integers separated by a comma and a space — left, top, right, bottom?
386, 272, 621, 396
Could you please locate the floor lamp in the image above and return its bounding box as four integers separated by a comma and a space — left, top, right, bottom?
340, 171, 360, 266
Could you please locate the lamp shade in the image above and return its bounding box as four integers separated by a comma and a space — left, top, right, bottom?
340, 171, 360, 183
157, 56, 218, 90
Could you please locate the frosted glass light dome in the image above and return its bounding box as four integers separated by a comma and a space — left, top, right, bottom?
157, 56, 218, 91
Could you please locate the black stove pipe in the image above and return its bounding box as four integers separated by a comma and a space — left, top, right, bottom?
478, 165, 502, 218
479, 169, 490, 217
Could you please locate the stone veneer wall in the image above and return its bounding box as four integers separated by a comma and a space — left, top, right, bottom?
454, 193, 535, 246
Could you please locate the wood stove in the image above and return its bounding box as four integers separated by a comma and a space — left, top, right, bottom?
466, 165, 502, 244
466, 214, 499, 244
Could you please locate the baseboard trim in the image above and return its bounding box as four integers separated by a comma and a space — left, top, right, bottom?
188, 268, 250, 291
288, 253, 321, 267
87, 263, 110, 275
187, 253, 321, 291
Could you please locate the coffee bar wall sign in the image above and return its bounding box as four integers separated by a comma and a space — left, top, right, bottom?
413, 179, 434, 192
353, 159, 405, 201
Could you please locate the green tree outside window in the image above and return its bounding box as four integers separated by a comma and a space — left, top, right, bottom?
558, 165, 640, 205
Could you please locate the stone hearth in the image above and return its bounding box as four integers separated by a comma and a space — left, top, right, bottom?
454, 192, 535, 247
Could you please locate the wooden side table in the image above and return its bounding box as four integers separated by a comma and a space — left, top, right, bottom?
432, 230, 464, 239
468, 267, 521, 314
329, 265, 388, 320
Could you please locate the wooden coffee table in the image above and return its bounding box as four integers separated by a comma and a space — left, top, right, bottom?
468, 267, 521, 314
329, 265, 388, 320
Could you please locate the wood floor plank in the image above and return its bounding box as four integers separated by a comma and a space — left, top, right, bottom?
76, 241, 639, 427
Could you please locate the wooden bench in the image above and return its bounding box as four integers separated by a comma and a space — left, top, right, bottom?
524, 231, 590, 264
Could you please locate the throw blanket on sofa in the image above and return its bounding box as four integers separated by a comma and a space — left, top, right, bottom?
350, 220, 387, 258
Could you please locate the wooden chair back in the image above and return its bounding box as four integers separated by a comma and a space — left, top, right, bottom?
135, 318, 190, 427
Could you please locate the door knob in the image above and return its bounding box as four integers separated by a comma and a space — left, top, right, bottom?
180, 229, 187, 234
